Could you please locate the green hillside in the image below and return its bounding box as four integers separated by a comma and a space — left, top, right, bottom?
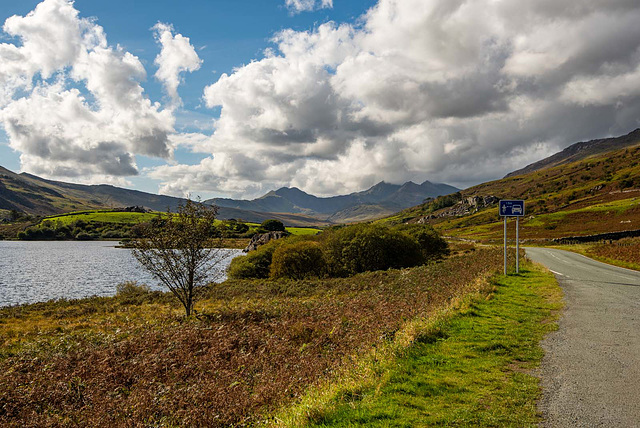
382, 143, 640, 242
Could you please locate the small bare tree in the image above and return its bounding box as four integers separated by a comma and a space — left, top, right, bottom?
130, 199, 226, 316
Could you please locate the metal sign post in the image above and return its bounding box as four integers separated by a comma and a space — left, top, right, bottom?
504, 216, 507, 275
516, 216, 519, 273
499, 200, 525, 275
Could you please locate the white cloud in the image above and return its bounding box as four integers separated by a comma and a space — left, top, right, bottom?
3, 0, 640, 199
285, 0, 333, 14
0, 0, 181, 182
151, 0, 640, 198
153, 22, 202, 106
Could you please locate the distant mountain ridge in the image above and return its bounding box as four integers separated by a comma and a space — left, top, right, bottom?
205, 180, 459, 221
506, 128, 640, 178
0, 165, 458, 225
0, 166, 328, 227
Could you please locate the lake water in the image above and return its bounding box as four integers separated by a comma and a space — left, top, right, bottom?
0, 241, 243, 307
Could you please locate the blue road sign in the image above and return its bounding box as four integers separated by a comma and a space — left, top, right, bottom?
499, 200, 525, 217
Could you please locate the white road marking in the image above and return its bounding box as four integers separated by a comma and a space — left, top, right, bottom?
549, 269, 565, 276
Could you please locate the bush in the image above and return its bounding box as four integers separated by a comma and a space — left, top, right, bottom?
343, 225, 423, 274
101, 230, 122, 239
227, 240, 282, 279
116, 281, 151, 296
115, 281, 153, 305
75, 232, 92, 240
322, 224, 424, 276
261, 219, 286, 232
230, 223, 446, 280
393, 224, 449, 260
270, 241, 327, 280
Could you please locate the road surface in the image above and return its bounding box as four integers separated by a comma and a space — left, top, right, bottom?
525, 247, 640, 427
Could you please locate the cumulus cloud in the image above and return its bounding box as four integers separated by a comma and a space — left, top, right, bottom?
285, 0, 333, 14
3, 0, 640, 199
0, 0, 177, 181
153, 22, 202, 106
152, 0, 640, 197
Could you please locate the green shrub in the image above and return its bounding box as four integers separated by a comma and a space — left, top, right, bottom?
115, 281, 155, 305
101, 230, 121, 239
261, 219, 286, 232
393, 224, 449, 260
230, 223, 445, 280
116, 281, 151, 296
228, 240, 282, 279
75, 231, 92, 240
323, 224, 424, 276
270, 241, 327, 280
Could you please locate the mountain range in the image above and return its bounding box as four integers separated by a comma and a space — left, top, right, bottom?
0, 165, 457, 225
206, 180, 459, 222
390, 127, 640, 241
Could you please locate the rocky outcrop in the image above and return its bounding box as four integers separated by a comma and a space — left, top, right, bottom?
417, 195, 498, 223
120, 206, 149, 213
244, 231, 289, 252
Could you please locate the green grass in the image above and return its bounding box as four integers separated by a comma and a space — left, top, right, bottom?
286, 262, 562, 427
43, 210, 160, 225
286, 227, 322, 235
41, 210, 322, 235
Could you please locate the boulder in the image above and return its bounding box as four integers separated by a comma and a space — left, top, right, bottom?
244, 231, 289, 252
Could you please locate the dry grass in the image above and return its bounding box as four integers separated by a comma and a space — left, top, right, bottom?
585, 237, 640, 269
0, 248, 503, 426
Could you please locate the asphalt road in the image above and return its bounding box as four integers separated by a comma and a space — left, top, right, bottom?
525, 247, 640, 427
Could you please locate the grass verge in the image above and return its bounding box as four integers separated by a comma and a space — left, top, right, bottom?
275, 261, 562, 427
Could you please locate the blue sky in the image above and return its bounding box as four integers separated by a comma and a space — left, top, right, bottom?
0, 0, 374, 196
1, 0, 639, 199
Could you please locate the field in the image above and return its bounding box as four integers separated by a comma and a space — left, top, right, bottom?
40, 210, 322, 236
0, 248, 504, 426
43, 210, 160, 225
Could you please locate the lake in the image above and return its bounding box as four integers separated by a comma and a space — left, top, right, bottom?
0, 241, 243, 307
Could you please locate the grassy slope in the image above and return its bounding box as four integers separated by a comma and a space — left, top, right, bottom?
380, 144, 640, 242
43, 210, 160, 225
285, 262, 562, 427
40, 210, 322, 236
